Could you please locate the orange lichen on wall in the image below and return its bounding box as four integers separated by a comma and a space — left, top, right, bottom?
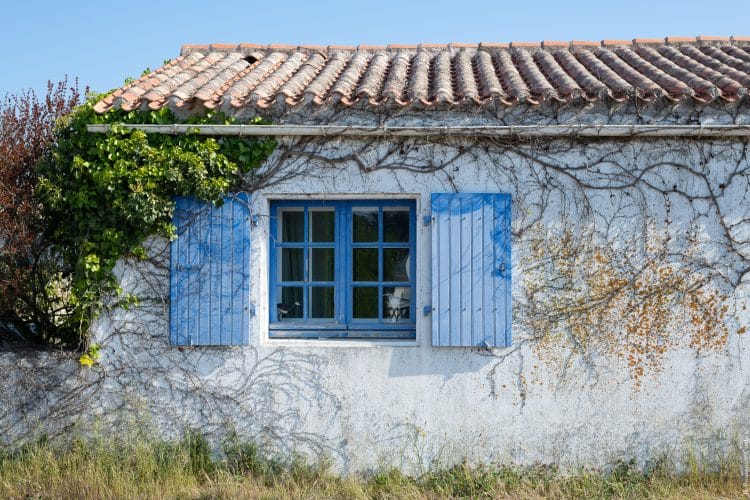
519, 223, 738, 388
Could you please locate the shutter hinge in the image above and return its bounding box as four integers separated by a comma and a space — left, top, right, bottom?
250, 214, 259, 227
423, 305, 433, 316
248, 304, 256, 316
422, 215, 432, 226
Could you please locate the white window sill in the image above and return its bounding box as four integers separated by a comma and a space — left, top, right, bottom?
262, 338, 419, 348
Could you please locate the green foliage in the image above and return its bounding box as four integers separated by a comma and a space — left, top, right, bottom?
38, 100, 276, 347
78, 342, 100, 367
179, 431, 214, 478
223, 437, 283, 482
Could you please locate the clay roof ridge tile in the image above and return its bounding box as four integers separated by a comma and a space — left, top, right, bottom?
666, 36, 698, 45
509, 41, 541, 49
570, 40, 600, 48
633, 37, 667, 46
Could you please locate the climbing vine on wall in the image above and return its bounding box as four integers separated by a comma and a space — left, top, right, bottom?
37, 101, 276, 347
519, 222, 732, 387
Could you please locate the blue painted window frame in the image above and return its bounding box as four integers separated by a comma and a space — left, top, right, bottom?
269, 199, 417, 339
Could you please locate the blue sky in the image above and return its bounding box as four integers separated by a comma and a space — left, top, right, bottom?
3, 0, 749, 97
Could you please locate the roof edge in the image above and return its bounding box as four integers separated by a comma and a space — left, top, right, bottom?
180, 36, 750, 55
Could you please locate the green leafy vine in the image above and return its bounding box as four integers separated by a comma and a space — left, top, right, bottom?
38, 101, 276, 347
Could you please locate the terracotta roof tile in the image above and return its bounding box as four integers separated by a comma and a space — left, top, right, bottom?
181, 44, 209, 54
474, 51, 507, 101
570, 40, 600, 47
698, 35, 731, 42
666, 36, 697, 44
541, 40, 568, 48
381, 51, 411, 103
209, 43, 238, 50
298, 45, 327, 52
266, 44, 296, 51
510, 41, 540, 48
601, 39, 631, 47
408, 50, 431, 103
479, 42, 509, 49
633, 38, 666, 45
95, 37, 750, 115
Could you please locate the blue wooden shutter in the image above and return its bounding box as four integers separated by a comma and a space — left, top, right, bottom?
169, 193, 251, 345
431, 193, 511, 347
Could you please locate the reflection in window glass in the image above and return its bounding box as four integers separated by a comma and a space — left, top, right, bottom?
353, 209, 378, 242
383, 286, 411, 322
310, 210, 334, 242
353, 248, 378, 281
310, 286, 335, 318
278, 287, 303, 320
353, 287, 378, 318
383, 209, 410, 242
384, 248, 409, 281
281, 210, 304, 242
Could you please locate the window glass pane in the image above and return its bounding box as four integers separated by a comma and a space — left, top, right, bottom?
353, 287, 378, 318
311, 248, 334, 281
384, 248, 410, 282
310, 209, 334, 242
278, 287, 303, 320
310, 286, 335, 318
384, 209, 410, 242
383, 286, 411, 322
281, 248, 304, 281
353, 208, 378, 242
281, 210, 304, 242
353, 248, 378, 282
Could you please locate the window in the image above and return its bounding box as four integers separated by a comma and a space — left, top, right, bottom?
269, 200, 416, 339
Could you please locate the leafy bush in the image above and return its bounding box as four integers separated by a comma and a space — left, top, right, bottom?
0, 80, 82, 346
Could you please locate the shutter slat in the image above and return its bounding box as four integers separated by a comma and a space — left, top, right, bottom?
435, 201, 450, 346
169, 194, 251, 346
482, 200, 500, 345
449, 198, 462, 346
470, 195, 484, 346
460, 197, 473, 346
431, 193, 511, 347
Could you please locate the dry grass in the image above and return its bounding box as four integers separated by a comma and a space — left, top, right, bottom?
0, 433, 746, 499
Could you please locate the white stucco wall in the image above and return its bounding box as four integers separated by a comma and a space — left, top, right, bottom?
2, 106, 750, 473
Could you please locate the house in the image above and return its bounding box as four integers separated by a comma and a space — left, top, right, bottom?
4, 37, 750, 472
